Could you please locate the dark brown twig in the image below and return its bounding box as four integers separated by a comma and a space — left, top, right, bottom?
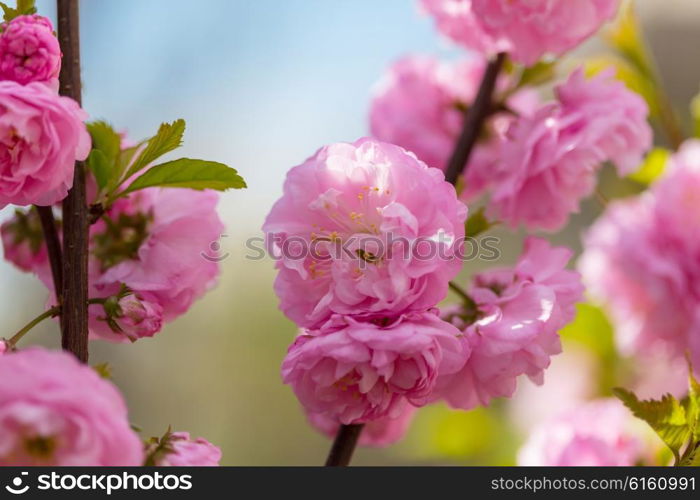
444, 53, 507, 186
325, 424, 364, 467
57, 0, 89, 363
35, 206, 63, 301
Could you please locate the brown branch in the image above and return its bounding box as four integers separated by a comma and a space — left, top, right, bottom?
35, 206, 63, 301
57, 0, 88, 363
325, 424, 364, 467
444, 53, 507, 186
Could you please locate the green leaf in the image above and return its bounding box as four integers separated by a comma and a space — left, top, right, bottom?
465, 207, 497, 238
124, 119, 186, 180
614, 387, 691, 463
92, 362, 113, 380
87, 121, 121, 162
517, 61, 557, 89
628, 148, 670, 185
87, 149, 112, 191
118, 158, 246, 197
0, 0, 35, 21
691, 91, 700, 138
604, 1, 654, 79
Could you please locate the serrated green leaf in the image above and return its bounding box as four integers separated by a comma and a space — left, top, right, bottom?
465, 207, 496, 238
518, 61, 556, 89
628, 148, 669, 185
0, 0, 35, 21
614, 387, 691, 463
87, 149, 112, 190
124, 119, 186, 180
87, 121, 121, 161
119, 158, 246, 197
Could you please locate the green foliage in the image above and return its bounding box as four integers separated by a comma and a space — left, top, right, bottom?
118, 159, 246, 198
465, 207, 497, 238
0, 0, 36, 22
628, 148, 670, 185
92, 362, 113, 380
691, 91, 700, 138
123, 119, 186, 180
143, 427, 175, 466
517, 61, 557, 89
85, 119, 246, 209
615, 367, 700, 465
604, 1, 654, 79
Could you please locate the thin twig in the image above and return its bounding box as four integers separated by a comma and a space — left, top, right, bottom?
444, 53, 507, 186
325, 424, 364, 467
8, 306, 61, 348
34, 206, 63, 301
57, 0, 89, 363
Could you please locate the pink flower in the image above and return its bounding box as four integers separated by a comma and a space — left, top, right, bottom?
555, 69, 652, 175
36, 188, 223, 342
115, 295, 163, 339
0, 348, 143, 465
1, 208, 48, 272
487, 69, 651, 231
0, 340, 7, 355
471, 0, 619, 65
307, 405, 417, 447
369, 55, 540, 199
0, 15, 61, 89
518, 399, 650, 466
419, 0, 497, 55
282, 312, 466, 424
153, 432, 222, 466
264, 138, 467, 329
0, 81, 90, 208
580, 140, 700, 368
437, 237, 583, 410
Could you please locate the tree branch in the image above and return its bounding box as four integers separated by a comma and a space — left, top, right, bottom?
35, 206, 63, 302
325, 424, 364, 467
57, 0, 88, 363
444, 53, 507, 186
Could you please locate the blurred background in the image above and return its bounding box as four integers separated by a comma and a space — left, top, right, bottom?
1, 0, 699, 465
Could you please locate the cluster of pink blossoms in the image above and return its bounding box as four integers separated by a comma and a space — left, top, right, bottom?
369, 55, 539, 200
580, 140, 700, 370
371, 61, 651, 232
267, 138, 584, 445
0, 13, 223, 466
420, 0, 619, 65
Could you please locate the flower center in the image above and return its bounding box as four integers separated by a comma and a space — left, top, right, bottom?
93, 211, 152, 270
23, 435, 57, 462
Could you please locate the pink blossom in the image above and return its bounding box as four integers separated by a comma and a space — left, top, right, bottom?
580, 140, 700, 368
0, 340, 7, 355
1, 209, 48, 272
555, 69, 652, 175
36, 188, 223, 342
437, 237, 583, 410
0, 15, 61, 89
154, 432, 222, 466
518, 399, 650, 466
307, 405, 417, 447
471, 0, 620, 65
0, 81, 90, 208
264, 138, 467, 329
0, 348, 143, 465
114, 295, 163, 340
282, 312, 466, 424
369, 55, 540, 200
487, 69, 651, 231
419, 0, 497, 55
